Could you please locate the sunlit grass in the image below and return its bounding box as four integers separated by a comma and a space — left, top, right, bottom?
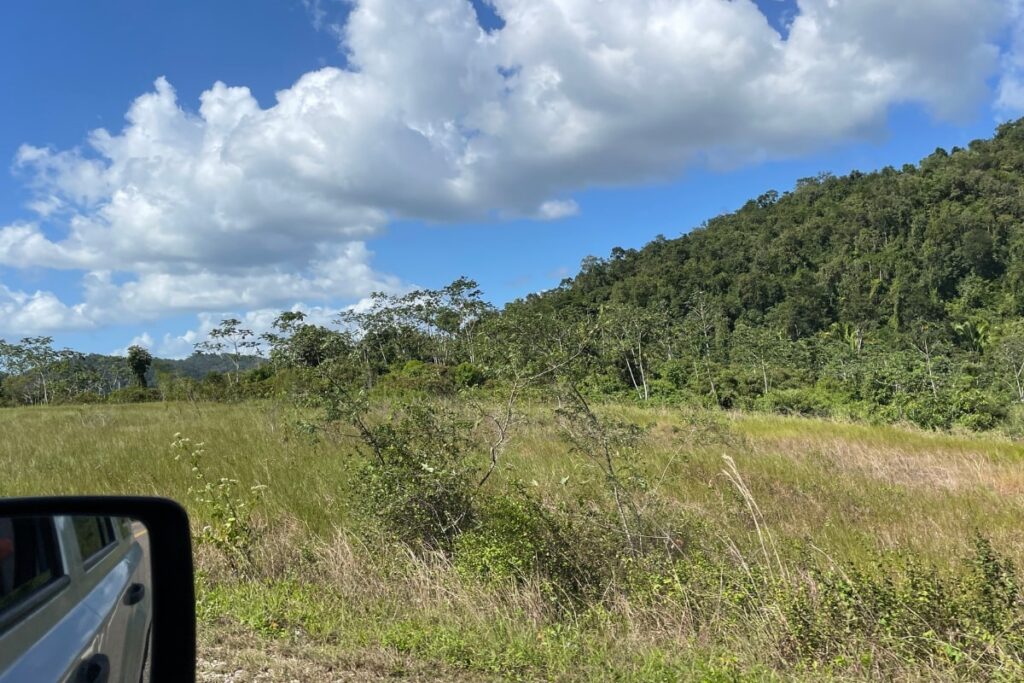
2, 400, 1023, 680
2, 400, 1021, 563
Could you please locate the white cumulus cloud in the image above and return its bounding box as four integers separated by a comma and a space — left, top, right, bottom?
0, 0, 1015, 335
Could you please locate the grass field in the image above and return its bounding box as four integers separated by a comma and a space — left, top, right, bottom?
2, 400, 1023, 680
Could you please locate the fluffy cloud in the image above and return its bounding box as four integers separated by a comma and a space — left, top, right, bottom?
998, 0, 1024, 114
0, 284, 92, 336
0, 0, 1015, 334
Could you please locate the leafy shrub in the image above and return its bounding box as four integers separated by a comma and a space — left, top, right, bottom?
754, 387, 835, 417
374, 360, 455, 396
579, 371, 629, 397
455, 490, 590, 599
902, 390, 1004, 431
453, 362, 488, 389
107, 386, 162, 404
1002, 402, 1024, 439
172, 433, 265, 574
780, 538, 1024, 673
903, 394, 951, 430
659, 360, 690, 391
199, 371, 229, 401
356, 401, 477, 550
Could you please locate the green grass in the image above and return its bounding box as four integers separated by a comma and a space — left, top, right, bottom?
2, 400, 1023, 680
0, 401, 357, 534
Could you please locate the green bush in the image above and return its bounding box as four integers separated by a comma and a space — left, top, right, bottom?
1002, 402, 1024, 439
356, 401, 477, 550
659, 360, 690, 391
950, 389, 1004, 431
754, 387, 836, 417
107, 386, 162, 404
454, 491, 585, 596
579, 371, 629, 397
374, 360, 455, 396
902, 390, 1004, 431
780, 538, 1024, 673
453, 362, 487, 389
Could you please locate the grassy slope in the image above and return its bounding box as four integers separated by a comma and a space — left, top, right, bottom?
2, 401, 1022, 680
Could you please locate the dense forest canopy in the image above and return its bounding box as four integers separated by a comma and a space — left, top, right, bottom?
535, 121, 1024, 332
5, 119, 1024, 431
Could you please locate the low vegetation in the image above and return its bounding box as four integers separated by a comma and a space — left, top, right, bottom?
1, 400, 1021, 681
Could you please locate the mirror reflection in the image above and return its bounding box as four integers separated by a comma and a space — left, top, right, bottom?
0, 515, 151, 683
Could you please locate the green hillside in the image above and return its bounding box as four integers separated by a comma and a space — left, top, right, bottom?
502, 119, 1024, 430
541, 121, 1024, 328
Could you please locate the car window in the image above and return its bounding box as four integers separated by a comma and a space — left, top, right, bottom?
72, 517, 117, 564
0, 517, 63, 614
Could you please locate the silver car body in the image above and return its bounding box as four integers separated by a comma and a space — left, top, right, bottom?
0, 517, 151, 683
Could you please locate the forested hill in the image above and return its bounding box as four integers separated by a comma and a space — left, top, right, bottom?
151, 353, 263, 380
532, 119, 1024, 337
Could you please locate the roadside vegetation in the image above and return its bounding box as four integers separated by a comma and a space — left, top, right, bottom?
1, 400, 1021, 681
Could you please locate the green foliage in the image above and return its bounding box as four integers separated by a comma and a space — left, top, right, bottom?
490, 121, 1024, 431
1002, 403, 1024, 438
780, 538, 1024, 675
454, 494, 549, 582
263, 312, 351, 369
453, 361, 487, 388
125, 345, 153, 388
107, 386, 162, 403
454, 489, 593, 600
373, 360, 455, 396
172, 433, 265, 573
754, 387, 838, 418
355, 401, 478, 550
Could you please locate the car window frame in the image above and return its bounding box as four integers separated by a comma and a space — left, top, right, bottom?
0, 516, 68, 635
73, 516, 119, 571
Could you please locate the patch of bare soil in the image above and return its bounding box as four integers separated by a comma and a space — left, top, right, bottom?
197, 621, 490, 682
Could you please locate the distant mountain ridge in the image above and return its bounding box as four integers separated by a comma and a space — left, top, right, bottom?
75, 352, 264, 385
150, 352, 264, 380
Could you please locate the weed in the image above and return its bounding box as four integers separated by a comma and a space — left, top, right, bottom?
172, 432, 264, 573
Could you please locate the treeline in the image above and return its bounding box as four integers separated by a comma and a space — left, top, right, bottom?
0, 336, 262, 406
250, 276, 1024, 433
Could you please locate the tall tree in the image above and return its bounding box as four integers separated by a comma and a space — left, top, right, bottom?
126, 345, 153, 388
195, 319, 260, 385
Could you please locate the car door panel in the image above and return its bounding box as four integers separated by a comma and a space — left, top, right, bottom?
0, 591, 105, 683
81, 543, 145, 683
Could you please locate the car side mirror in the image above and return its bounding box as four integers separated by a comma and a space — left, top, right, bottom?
0, 497, 195, 683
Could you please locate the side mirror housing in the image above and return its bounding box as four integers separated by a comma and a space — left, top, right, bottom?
0, 497, 195, 683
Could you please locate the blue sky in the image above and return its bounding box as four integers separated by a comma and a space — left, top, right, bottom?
0, 0, 1019, 356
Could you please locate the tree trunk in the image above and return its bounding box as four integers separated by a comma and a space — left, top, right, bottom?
1015, 361, 1024, 402
636, 339, 649, 401
624, 356, 643, 401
